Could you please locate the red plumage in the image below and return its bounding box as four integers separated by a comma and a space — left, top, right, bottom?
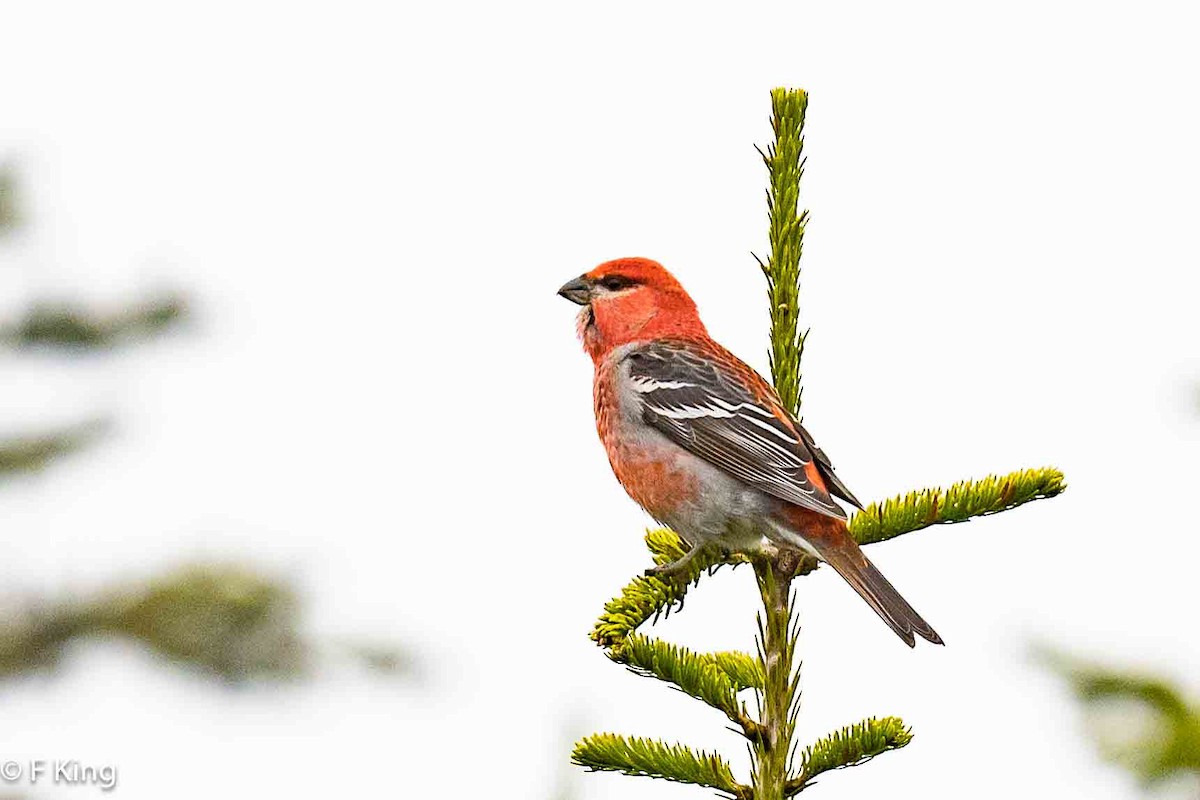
560, 257, 942, 647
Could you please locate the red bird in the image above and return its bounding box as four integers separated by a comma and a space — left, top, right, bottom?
559, 257, 942, 647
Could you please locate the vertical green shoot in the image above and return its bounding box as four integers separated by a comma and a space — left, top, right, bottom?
750, 87, 810, 800
758, 88, 809, 417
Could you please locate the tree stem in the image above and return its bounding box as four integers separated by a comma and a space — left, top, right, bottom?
752, 553, 800, 799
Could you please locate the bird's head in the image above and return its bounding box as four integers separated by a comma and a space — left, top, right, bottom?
558, 257, 707, 362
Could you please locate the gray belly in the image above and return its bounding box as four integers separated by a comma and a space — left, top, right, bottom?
655, 444, 777, 553
600, 348, 778, 554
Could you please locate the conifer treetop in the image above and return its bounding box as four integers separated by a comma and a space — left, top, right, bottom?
572, 87, 1065, 798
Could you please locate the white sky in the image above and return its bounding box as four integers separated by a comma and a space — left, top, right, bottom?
1, 1, 1199, 798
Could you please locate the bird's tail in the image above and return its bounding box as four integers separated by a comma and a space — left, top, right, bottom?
776, 520, 943, 647
818, 544, 943, 647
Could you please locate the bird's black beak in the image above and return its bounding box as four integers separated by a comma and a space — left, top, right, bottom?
557, 276, 592, 305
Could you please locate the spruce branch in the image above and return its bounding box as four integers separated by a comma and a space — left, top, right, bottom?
590, 570, 694, 649
591, 528, 734, 648
621, 634, 739, 707
785, 717, 913, 794
848, 467, 1066, 547
713, 650, 767, 692
572, 733, 752, 799
591, 530, 762, 740
619, 634, 764, 739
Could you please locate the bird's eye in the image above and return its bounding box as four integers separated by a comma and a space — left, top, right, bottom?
599, 276, 634, 291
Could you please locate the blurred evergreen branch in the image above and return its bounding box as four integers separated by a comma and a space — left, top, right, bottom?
574, 88, 1065, 798
0, 564, 303, 681
0, 293, 188, 350
0, 564, 415, 683
0, 163, 20, 234
0, 419, 110, 477
0, 165, 415, 693
1043, 649, 1200, 788
0, 164, 186, 348
344, 641, 414, 675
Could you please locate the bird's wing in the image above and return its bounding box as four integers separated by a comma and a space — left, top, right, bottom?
625, 338, 848, 520
796, 422, 863, 510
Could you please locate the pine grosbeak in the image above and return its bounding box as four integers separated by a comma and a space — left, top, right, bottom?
559, 257, 942, 647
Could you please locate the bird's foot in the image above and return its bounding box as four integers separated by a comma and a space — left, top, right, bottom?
644, 543, 706, 579
644, 562, 684, 578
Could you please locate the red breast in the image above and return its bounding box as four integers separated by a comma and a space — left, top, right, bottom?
594, 359, 698, 521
